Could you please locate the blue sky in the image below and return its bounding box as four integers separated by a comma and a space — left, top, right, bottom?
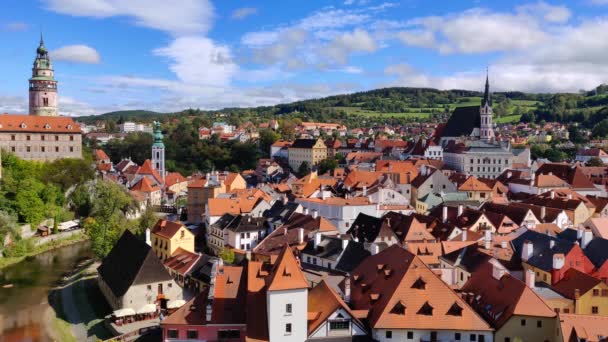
1, 0, 608, 116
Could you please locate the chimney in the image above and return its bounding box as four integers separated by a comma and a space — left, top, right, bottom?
574, 289, 581, 300
501, 240, 508, 249
362, 185, 367, 196
145, 228, 151, 246
521, 240, 533, 261
369, 243, 380, 255
525, 269, 536, 289
540, 206, 546, 222
461, 229, 468, 242
550, 191, 555, 199
491, 260, 507, 280
458, 204, 464, 216
442, 206, 448, 223
582, 229, 593, 249
484, 230, 492, 250
217, 258, 224, 274
567, 193, 572, 200
282, 195, 288, 205
507, 171, 512, 179
550, 240, 555, 249
312, 209, 319, 219
297, 228, 304, 244
206, 303, 212, 322
577, 229, 583, 239
342, 238, 349, 250
344, 277, 351, 303
304, 207, 309, 216
314, 232, 322, 248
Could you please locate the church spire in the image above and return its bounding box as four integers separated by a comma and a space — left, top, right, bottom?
482, 68, 491, 107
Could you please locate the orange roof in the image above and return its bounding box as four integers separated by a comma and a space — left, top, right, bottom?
211, 266, 247, 324
164, 172, 187, 187
343, 171, 383, 188
559, 313, 608, 342
298, 196, 373, 206
131, 177, 160, 193
348, 245, 492, 331
405, 242, 443, 265
535, 174, 569, 188
271, 140, 292, 147
459, 176, 492, 192
137, 159, 163, 184
267, 245, 308, 291
94, 149, 110, 161
0, 114, 81, 133
152, 219, 185, 239
308, 280, 364, 335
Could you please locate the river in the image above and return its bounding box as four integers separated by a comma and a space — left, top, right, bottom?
0, 242, 92, 342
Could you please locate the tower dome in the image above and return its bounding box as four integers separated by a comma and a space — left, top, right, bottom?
29, 34, 58, 116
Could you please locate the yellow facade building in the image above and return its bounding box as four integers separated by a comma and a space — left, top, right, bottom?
151, 219, 195, 261
288, 138, 327, 171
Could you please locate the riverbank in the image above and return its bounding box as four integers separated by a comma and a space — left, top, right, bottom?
0, 231, 89, 269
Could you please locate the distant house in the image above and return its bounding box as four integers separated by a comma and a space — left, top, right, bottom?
97, 230, 182, 311
151, 219, 196, 261
288, 138, 327, 171
576, 148, 608, 164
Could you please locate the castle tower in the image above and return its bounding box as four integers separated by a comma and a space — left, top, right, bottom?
29, 34, 58, 116
152, 121, 165, 182
479, 70, 495, 142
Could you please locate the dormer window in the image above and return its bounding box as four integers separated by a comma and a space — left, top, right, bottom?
447, 302, 463, 316
67, 124, 73, 130
20, 122, 27, 129
417, 301, 434, 316
412, 277, 426, 290
390, 301, 406, 315
44, 124, 51, 129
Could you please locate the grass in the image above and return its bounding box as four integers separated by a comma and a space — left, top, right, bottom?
495, 114, 522, 124
0, 232, 89, 269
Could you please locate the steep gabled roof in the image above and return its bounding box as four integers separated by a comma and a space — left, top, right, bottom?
511, 230, 576, 272
348, 245, 492, 331
131, 177, 160, 193
152, 219, 185, 239
308, 280, 365, 335
267, 245, 309, 291
553, 268, 602, 299
459, 176, 492, 192
441, 106, 480, 138
97, 230, 172, 297
585, 238, 608, 269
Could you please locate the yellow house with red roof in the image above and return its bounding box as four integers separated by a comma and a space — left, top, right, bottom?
151, 219, 195, 261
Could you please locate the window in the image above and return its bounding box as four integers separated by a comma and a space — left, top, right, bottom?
186, 330, 198, 339
307, 256, 311, 263
554, 308, 560, 313
431, 331, 437, 341
329, 321, 349, 330
10, 135, 15, 141
564, 308, 570, 313
407, 331, 413, 339
286, 303, 292, 314
26, 135, 31, 141
470, 334, 477, 341
167, 329, 178, 338
43, 97, 49, 106
11, 147, 15, 152
386, 330, 393, 339
55, 146, 59, 152
537, 320, 542, 328
285, 323, 292, 334
181, 230, 185, 238
240, 233, 245, 239
592, 306, 599, 314
593, 289, 600, 296
41, 135, 45, 141
521, 319, 526, 326
455, 332, 461, 340
168, 283, 172, 288
70, 135, 74, 141
69, 147, 74, 152
505, 338, 511, 342
147, 285, 152, 290
55, 135, 59, 141
26, 146, 31, 152
246, 232, 250, 238
602, 290, 608, 297
41, 147, 45, 152
217, 330, 240, 339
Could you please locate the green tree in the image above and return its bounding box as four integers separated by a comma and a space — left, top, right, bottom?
15, 179, 46, 226
259, 129, 280, 156
587, 157, 604, 166
297, 161, 311, 177
317, 158, 338, 175
593, 119, 608, 138
219, 247, 235, 264
0, 210, 18, 243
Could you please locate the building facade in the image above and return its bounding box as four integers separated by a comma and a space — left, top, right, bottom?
151, 121, 165, 182
288, 138, 328, 171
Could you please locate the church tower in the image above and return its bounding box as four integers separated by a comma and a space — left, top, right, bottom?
479, 70, 494, 142
29, 34, 58, 116
152, 121, 165, 182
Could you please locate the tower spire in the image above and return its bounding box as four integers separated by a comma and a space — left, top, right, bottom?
39, 32, 44, 47
482, 67, 491, 107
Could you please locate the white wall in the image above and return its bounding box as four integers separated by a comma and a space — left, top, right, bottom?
308, 308, 366, 338
267, 288, 308, 342
123, 280, 182, 311
372, 329, 493, 342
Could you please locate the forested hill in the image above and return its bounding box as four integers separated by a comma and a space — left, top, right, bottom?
79, 84, 608, 127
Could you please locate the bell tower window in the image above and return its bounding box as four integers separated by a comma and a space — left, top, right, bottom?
43, 97, 49, 106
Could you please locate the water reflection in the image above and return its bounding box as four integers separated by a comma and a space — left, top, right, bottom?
0, 242, 91, 342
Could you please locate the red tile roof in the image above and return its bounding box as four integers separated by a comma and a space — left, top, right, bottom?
0, 114, 81, 133
266, 244, 309, 291
152, 219, 184, 239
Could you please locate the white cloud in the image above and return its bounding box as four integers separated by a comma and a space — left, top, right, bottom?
153, 36, 237, 87
3, 22, 29, 32
51, 45, 101, 64
43, 0, 214, 35
517, 2, 571, 23
396, 30, 436, 48
324, 29, 377, 64
231, 7, 257, 20
298, 9, 370, 31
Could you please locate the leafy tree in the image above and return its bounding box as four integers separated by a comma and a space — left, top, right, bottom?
219, 247, 235, 264
52, 217, 59, 235
137, 207, 158, 237
259, 129, 280, 155
15, 179, 46, 226
297, 161, 311, 177
593, 119, 608, 138
317, 158, 338, 175
0, 210, 18, 243
587, 157, 604, 166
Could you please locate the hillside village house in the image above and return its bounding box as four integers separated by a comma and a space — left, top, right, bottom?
151, 220, 196, 261
288, 138, 328, 171
97, 231, 182, 311
187, 171, 247, 224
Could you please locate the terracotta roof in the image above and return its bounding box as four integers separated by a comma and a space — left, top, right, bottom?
347, 245, 492, 331
271, 140, 292, 148
161, 290, 208, 325
137, 159, 163, 184
459, 176, 492, 192
559, 313, 608, 342
131, 177, 160, 193
94, 149, 110, 161
461, 261, 556, 329
0, 114, 81, 133
164, 172, 187, 187
553, 268, 602, 299
163, 248, 201, 275
307, 280, 364, 335
298, 196, 373, 206
343, 171, 383, 188
211, 266, 247, 324
536, 163, 596, 189
267, 245, 309, 291
405, 241, 444, 265
152, 219, 185, 239
535, 174, 570, 188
